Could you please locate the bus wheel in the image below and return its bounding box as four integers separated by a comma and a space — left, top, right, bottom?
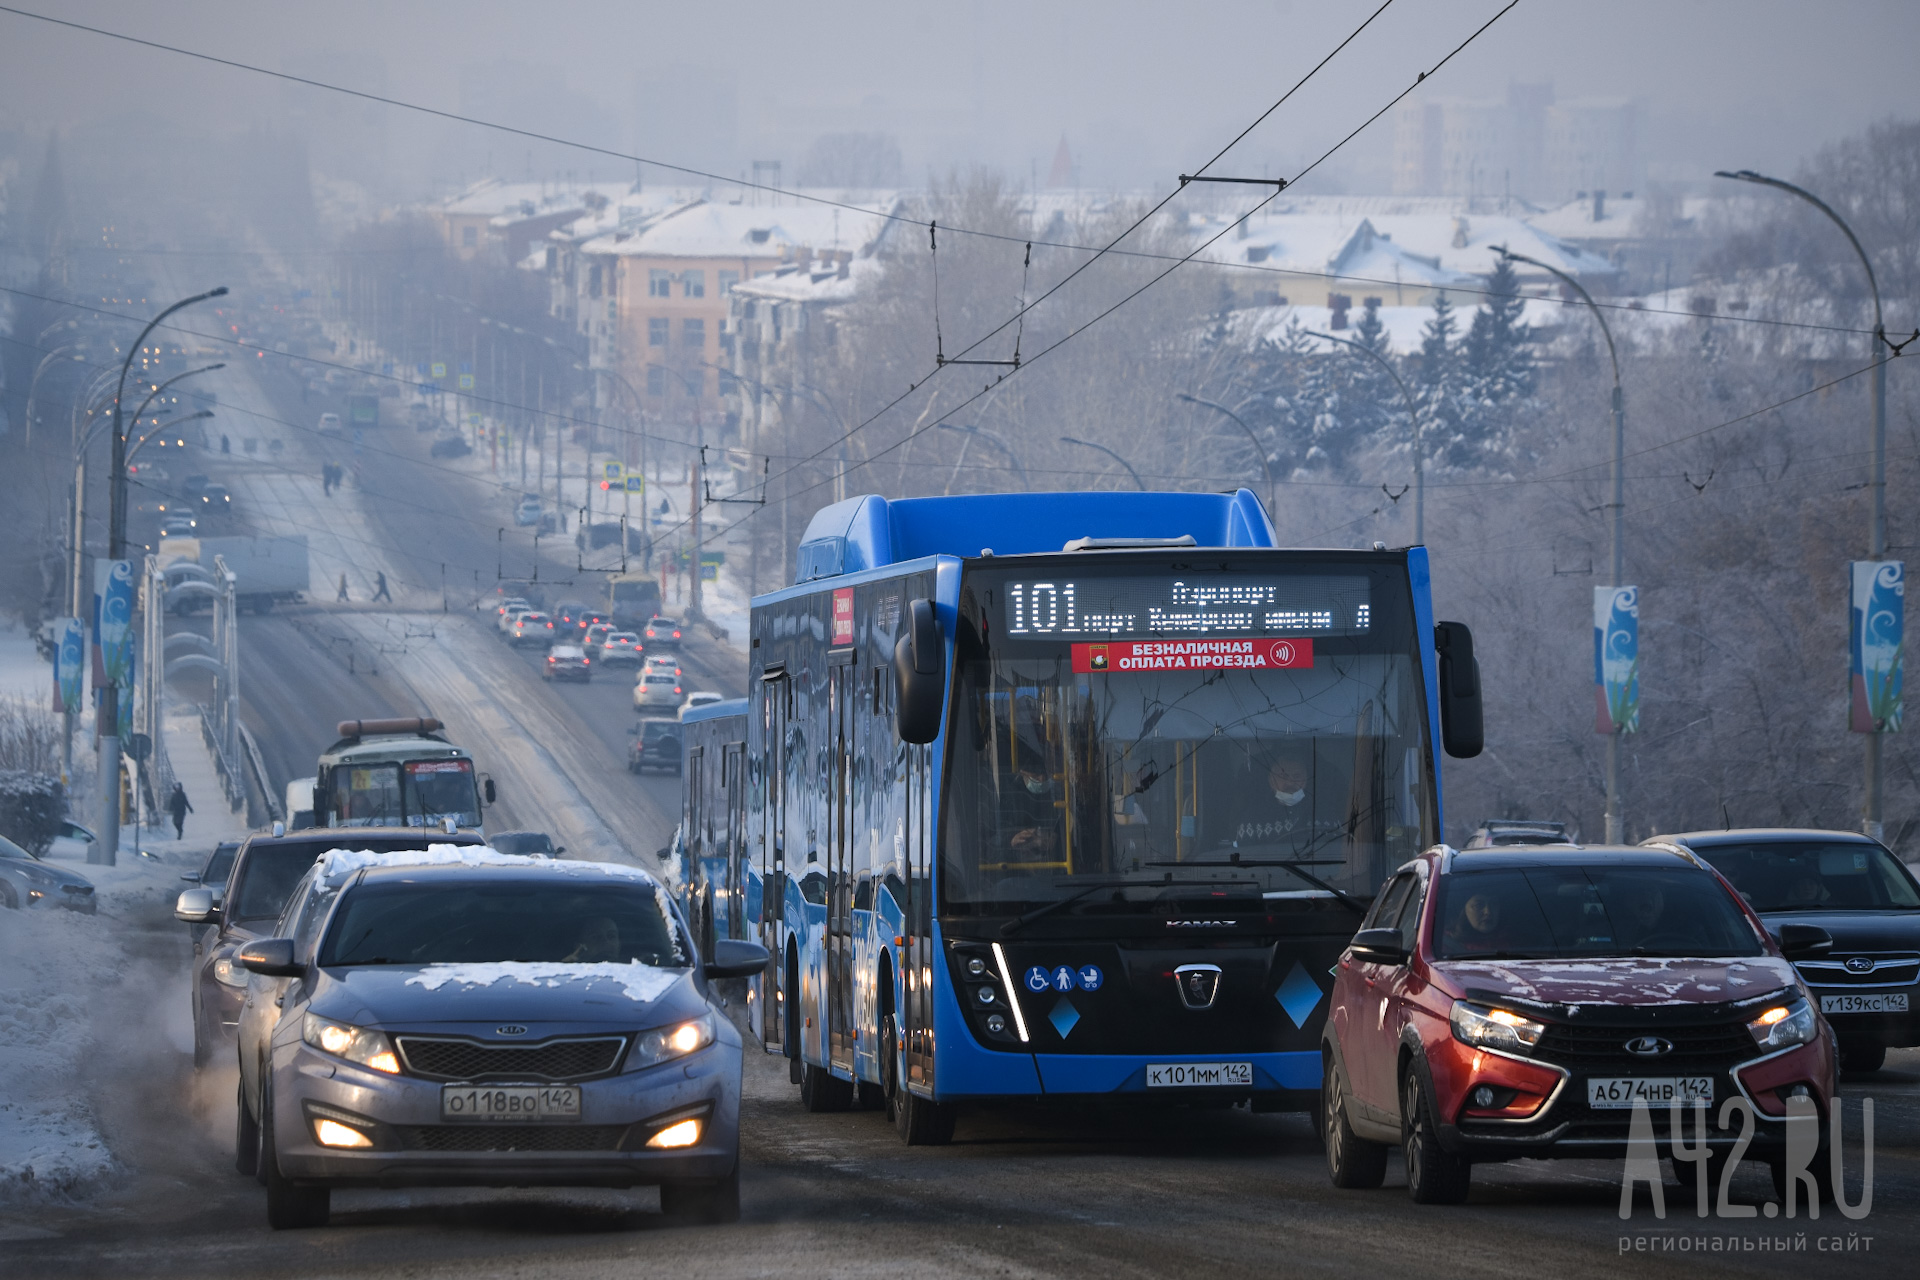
800, 1063, 853, 1113
894, 1084, 955, 1146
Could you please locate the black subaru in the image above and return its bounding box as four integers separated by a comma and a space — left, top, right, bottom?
1647, 828, 1920, 1074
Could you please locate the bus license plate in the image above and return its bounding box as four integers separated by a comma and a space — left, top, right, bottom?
1146, 1062, 1253, 1088
1586, 1077, 1713, 1109
441, 1085, 580, 1121
1821, 993, 1908, 1014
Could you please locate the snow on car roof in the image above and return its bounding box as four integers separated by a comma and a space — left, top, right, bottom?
406, 960, 682, 1003
318, 843, 535, 886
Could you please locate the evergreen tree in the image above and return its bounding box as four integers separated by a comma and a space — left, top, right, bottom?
1464, 255, 1533, 402
1415, 291, 1477, 467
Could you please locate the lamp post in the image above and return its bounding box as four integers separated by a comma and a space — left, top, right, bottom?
1715, 169, 1891, 839
648, 362, 706, 618
1060, 436, 1146, 491
1301, 334, 1425, 544
1495, 245, 1628, 843
937, 421, 1030, 489
1175, 393, 1277, 519
125, 363, 225, 446
99, 286, 225, 864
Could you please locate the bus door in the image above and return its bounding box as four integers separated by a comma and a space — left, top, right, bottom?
827, 654, 857, 1072
723, 741, 747, 939
903, 742, 934, 1092
760, 672, 788, 1052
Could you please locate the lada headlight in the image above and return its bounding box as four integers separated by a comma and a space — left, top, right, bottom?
1747, 996, 1816, 1050
1449, 1000, 1545, 1054
302, 1013, 400, 1074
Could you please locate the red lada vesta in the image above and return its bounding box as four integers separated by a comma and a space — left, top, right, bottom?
1321, 846, 1837, 1203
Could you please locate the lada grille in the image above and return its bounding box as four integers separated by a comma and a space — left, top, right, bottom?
397, 1124, 627, 1152
394, 1035, 626, 1082
1532, 1019, 1754, 1072
1795, 952, 1920, 987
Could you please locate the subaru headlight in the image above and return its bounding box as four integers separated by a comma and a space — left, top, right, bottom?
302, 1013, 400, 1074
1449, 1000, 1546, 1054
212, 954, 250, 988
627, 1014, 714, 1071
1746, 996, 1816, 1050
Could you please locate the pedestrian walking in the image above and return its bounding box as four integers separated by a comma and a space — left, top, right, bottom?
167, 782, 193, 840
372, 571, 392, 603
336, 572, 350, 602
322, 463, 332, 494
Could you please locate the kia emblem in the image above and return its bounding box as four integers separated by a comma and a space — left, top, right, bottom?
495, 1025, 529, 1037
1624, 1035, 1672, 1057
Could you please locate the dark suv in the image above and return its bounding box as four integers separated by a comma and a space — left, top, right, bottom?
629, 718, 683, 775
175, 828, 484, 1068
1321, 845, 1837, 1203
1649, 828, 1920, 1075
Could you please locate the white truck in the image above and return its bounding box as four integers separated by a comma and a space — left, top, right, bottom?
196, 535, 311, 613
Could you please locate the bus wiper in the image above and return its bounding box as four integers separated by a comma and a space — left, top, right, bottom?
1149, 857, 1370, 916
999, 872, 1244, 936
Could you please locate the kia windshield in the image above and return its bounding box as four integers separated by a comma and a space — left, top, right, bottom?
1690, 841, 1920, 912
320, 879, 685, 967
940, 556, 1436, 915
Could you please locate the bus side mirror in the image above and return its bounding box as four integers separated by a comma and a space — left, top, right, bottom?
894, 598, 945, 745
483, 777, 497, 804
1434, 621, 1484, 759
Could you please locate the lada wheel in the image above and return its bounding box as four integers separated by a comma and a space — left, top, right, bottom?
1402, 1069, 1471, 1205
1322, 1058, 1386, 1189
661, 1162, 740, 1224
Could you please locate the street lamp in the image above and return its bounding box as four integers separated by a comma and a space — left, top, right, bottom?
1300, 336, 1425, 544
1495, 245, 1627, 843
1176, 392, 1278, 521
648, 362, 708, 618
125, 363, 225, 444
1060, 435, 1146, 491
937, 421, 1030, 489
127, 409, 214, 466
1715, 168, 1893, 839
99, 285, 225, 864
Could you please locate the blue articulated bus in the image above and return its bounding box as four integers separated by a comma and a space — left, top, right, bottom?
689, 487, 1483, 1144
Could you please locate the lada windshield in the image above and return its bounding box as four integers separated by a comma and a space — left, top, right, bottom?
321, 880, 684, 967
941, 557, 1436, 913
1432, 866, 1765, 960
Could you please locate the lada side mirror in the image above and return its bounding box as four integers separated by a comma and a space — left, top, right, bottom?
237, 938, 303, 978
1775, 923, 1833, 960
706, 938, 771, 981
174, 887, 217, 923
894, 598, 945, 745
1349, 927, 1408, 965
1434, 621, 1485, 759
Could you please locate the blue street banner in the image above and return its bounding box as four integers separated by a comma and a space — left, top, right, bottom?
54, 618, 85, 715
1593, 586, 1640, 734
95, 559, 135, 686
117, 658, 134, 741
1850, 561, 1903, 733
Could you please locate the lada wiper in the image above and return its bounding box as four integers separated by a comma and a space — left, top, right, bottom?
1150, 856, 1369, 915
999, 871, 1254, 936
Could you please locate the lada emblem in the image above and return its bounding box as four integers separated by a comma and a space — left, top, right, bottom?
1174, 963, 1222, 1010
1845, 957, 1876, 974
495, 1025, 529, 1037
1624, 1036, 1672, 1057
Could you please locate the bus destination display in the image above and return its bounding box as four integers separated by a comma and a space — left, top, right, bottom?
999, 575, 1371, 642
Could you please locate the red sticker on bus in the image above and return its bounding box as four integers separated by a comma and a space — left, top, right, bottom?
1070, 638, 1313, 673
831, 587, 855, 645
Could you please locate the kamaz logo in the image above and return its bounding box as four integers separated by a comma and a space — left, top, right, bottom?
1167, 920, 1237, 928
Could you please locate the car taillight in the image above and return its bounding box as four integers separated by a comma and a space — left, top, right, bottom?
547, 656, 555, 662
672, 630, 681, 639
582, 657, 590, 664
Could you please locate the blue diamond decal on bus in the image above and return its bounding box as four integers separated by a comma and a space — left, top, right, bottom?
1049, 996, 1080, 1039
1275, 962, 1323, 1029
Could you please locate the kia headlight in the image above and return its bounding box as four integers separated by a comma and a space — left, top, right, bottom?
628, 1015, 714, 1071
302, 1013, 400, 1074
1746, 996, 1816, 1050
212, 954, 250, 988
1449, 1000, 1545, 1054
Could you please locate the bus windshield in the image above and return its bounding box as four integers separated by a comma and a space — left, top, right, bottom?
328, 759, 481, 829
941, 558, 1435, 914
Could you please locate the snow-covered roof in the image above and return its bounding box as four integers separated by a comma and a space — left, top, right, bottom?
437, 177, 634, 221
581, 192, 902, 260
1224, 297, 1566, 356
1195, 214, 1475, 290
545, 188, 708, 247
731, 255, 880, 305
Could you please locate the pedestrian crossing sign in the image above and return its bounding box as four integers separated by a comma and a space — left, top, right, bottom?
603, 461, 625, 481
625, 476, 645, 493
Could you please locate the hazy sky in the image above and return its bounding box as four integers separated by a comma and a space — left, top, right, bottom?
2, 0, 1915, 200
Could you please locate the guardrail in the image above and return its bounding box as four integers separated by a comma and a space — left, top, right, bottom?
197, 704, 247, 814
237, 720, 281, 828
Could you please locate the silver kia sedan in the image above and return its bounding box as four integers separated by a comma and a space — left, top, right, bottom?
236, 858, 767, 1229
